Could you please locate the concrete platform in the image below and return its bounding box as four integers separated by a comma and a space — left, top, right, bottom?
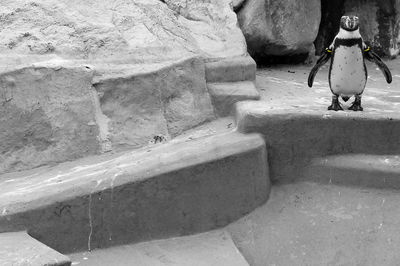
205, 56, 256, 82
234, 60, 400, 182
304, 154, 400, 189
0, 131, 270, 253
208, 81, 260, 117
235, 102, 400, 182
228, 181, 400, 266
0, 231, 71, 266
69, 230, 249, 266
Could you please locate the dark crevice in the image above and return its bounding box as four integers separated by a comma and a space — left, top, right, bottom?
255, 54, 309, 67
233, 0, 247, 12
314, 0, 345, 55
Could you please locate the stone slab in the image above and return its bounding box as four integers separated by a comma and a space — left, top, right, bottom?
69, 230, 249, 266
208, 81, 260, 117
235, 101, 400, 182
0, 231, 71, 266
205, 56, 256, 83
0, 131, 270, 253
93, 56, 215, 150
303, 154, 400, 189
0, 62, 101, 174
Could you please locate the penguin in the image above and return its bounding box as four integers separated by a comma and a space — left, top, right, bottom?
308, 15, 392, 111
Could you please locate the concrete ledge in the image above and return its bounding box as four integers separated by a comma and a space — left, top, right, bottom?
304, 154, 400, 189
208, 81, 260, 117
235, 101, 400, 182
205, 56, 256, 82
69, 230, 249, 266
0, 131, 270, 253
0, 231, 71, 266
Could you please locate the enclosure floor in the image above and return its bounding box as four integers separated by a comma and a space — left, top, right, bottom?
227, 181, 400, 266
256, 59, 400, 114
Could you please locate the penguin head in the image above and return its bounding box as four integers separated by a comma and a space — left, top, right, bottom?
340, 15, 359, 31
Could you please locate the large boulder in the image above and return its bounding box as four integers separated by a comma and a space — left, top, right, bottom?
0, 0, 247, 62
163, 0, 248, 61
237, 0, 321, 63
0, 0, 247, 174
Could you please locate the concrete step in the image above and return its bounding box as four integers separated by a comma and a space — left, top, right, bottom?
0, 231, 71, 266
0, 131, 270, 254
69, 230, 249, 266
235, 100, 400, 182
303, 154, 400, 189
205, 56, 256, 83
208, 81, 260, 117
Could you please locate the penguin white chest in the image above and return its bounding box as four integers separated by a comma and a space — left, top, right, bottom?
330, 45, 366, 96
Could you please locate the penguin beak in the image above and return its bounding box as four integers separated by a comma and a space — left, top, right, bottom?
348, 20, 354, 29
346, 18, 355, 29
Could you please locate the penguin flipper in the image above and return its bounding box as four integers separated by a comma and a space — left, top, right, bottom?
308, 50, 332, 87
364, 49, 392, 84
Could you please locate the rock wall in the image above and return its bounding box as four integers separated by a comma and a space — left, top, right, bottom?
0, 0, 247, 174
0, 0, 247, 62
0, 62, 100, 173
93, 57, 214, 151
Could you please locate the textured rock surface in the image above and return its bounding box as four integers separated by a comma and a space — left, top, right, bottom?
232, 0, 247, 11
162, 0, 248, 61
0, 61, 101, 174
0, 0, 247, 173
237, 0, 321, 62
93, 57, 214, 150
0, 0, 247, 61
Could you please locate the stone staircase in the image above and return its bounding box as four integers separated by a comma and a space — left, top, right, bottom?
1, 57, 400, 265
0, 131, 269, 264
235, 101, 400, 183
0, 54, 263, 265
206, 56, 260, 117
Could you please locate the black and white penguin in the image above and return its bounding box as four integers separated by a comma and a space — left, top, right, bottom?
308, 15, 392, 111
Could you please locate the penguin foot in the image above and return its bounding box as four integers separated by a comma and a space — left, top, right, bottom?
348, 104, 363, 111
328, 103, 343, 111
349, 95, 363, 111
